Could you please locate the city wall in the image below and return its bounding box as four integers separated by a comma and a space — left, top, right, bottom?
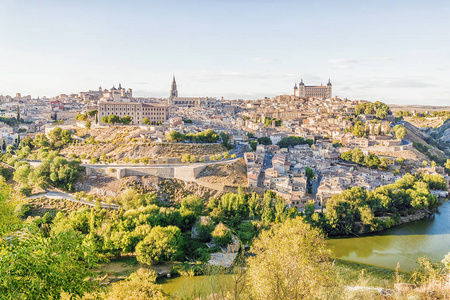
86, 164, 208, 182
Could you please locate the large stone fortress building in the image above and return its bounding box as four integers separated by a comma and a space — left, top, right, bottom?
168, 76, 216, 108
294, 79, 332, 99
98, 102, 169, 125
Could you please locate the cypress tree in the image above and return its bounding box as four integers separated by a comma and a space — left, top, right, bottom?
2, 139, 6, 151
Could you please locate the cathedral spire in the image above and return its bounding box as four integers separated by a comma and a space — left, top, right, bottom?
170, 75, 178, 99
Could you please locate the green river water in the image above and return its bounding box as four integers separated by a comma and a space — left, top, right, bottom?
328, 200, 450, 272
160, 201, 450, 295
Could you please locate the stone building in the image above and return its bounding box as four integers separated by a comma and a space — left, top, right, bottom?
294, 79, 332, 99
168, 76, 216, 108
98, 102, 169, 125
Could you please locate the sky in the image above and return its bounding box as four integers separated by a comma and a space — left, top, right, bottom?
0, 0, 449, 105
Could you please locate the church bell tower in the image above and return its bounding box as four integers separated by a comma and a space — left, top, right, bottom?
170, 76, 178, 102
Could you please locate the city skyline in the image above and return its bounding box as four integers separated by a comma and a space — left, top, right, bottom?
1, 0, 449, 105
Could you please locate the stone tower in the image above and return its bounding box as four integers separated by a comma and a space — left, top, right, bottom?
327, 79, 332, 99
170, 76, 178, 101
298, 78, 305, 98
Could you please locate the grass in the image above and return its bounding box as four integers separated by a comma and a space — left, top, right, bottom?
333, 259, 402, 289
96, 256, 141, 278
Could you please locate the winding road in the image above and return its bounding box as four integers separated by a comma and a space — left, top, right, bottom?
28, 189, 120, 210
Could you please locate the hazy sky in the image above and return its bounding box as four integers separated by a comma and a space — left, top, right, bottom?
0, 0, 449, 105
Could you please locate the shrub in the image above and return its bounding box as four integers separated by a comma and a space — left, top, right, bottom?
211, 223, 232, 247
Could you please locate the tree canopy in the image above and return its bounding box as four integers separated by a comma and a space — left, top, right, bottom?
277, 136, 313, 148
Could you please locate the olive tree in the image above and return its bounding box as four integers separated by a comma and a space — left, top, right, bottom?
247, 217, 334, 299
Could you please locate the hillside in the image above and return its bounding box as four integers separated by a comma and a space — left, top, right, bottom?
74, 159, 248, 203
403, 121, 449, 162
61, 125, 227, 161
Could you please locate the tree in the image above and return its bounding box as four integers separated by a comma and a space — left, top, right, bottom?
351, 147, 364, 164
86, 110, 97, 117
422, 174, 446, 190
247, 217, 333, 299
166, 131, 185, 142
352, 121, 365, 137
143, 117, 150, 125
393, 124, 406, 140
277, 136, 313, 148
122, 115, 132, 125
85, 120, 91, 130
0, 228, 101, 300
305, 167, 314, 183
257, 136, 272, 145
445, 159, 450, 169
49, 127, 62, 142
2, 139, 6, 151
220, 131, 233, 149
136, 226, 182, 265
249, 141, 257, 151
379, 156, 388, 169
211, 222, 232, 246
16, 105, 20, 121
101, 268, 168, 300
107, 115, 121, 124
76, 113, 87, 121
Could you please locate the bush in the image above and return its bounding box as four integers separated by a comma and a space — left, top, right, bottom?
211, 223, 232, 247
136, 226, 182, 265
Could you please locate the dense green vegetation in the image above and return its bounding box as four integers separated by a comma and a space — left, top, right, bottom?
393, 124, 406, 140
354, 101, 391, 119
0, 181, 102, 299
276, 136, 314, 148
264, 116, 282, 127
340, 147, 388, 169
100, 114, 132, 125
257, 136, 272, 145
0, 116, 21, 126
306, 173, 442, 235
143, 117, 162, 125
76, 110, 98, 122
219, 131, 233, 149
166, 129, 220, 143
0, 127, 82, 192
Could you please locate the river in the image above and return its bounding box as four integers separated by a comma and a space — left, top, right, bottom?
327, 200, 450, 272
159, 201, 450, 295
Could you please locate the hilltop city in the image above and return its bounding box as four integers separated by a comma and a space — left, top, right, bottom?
1, 76, 450, 298
1, 77, 449, 205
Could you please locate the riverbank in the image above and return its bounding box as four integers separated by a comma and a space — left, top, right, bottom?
95, 255, 403, 299
328, 200, 450, 272
156, 259, 402, 298
353, 209, 435, 235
